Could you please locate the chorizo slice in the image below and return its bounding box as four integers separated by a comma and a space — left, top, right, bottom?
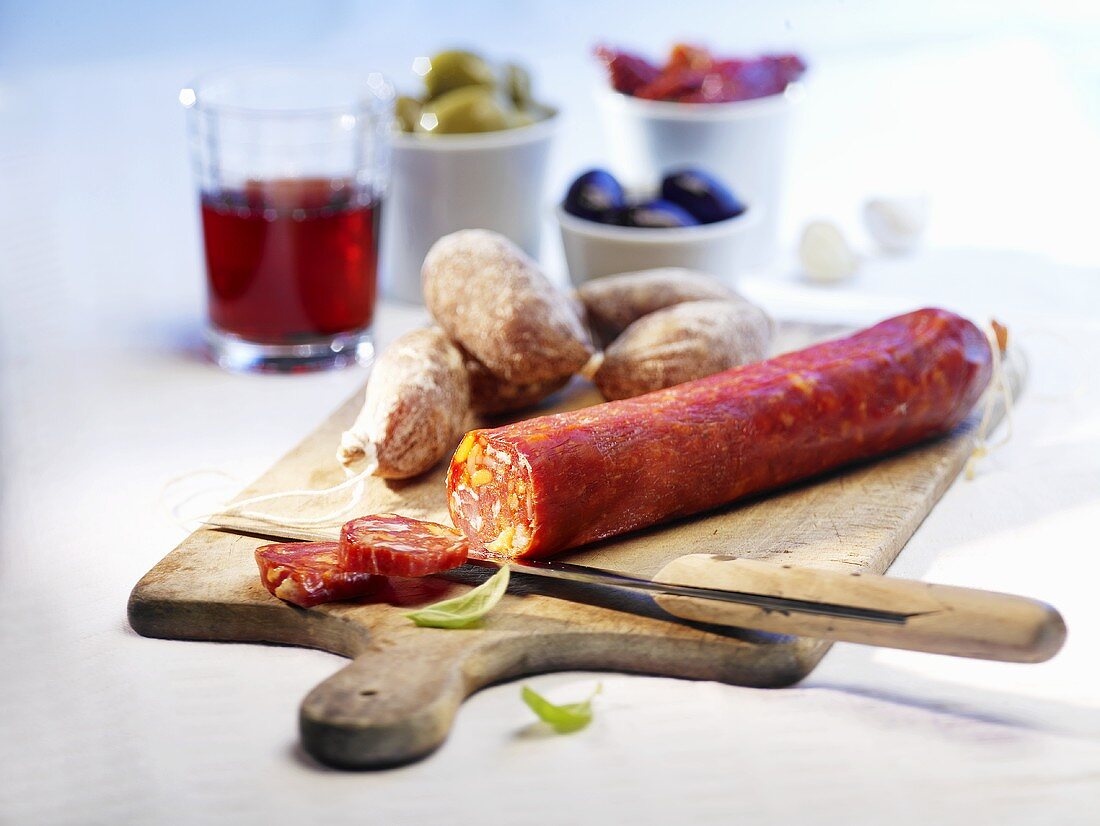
338, 327, 470, 479
422, 229, 593, 383
448, 308, 993, 559
592, 299, 773, 400
255, 542, 374, 608
339, 514, 469, 577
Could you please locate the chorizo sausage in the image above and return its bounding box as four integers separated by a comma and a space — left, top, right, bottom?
591, 299, 773, 400
448, 308, 993, 559
422, 229, 593, 383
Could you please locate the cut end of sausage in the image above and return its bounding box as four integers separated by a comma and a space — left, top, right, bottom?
447, 431, 535, 558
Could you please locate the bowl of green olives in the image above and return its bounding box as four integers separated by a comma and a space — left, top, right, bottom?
381, 49, 559, 303
556, 167, 759, 286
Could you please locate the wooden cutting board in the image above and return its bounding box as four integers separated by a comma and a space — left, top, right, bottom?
129, 320, 1021, 769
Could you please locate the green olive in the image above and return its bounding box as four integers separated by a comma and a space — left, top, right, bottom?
503, 63, 532, 108
395, 96, 422, 132
519, 102, 555, 123
509, 110, 535, 128
418, 86, 513, 134
423, 50, 496, 99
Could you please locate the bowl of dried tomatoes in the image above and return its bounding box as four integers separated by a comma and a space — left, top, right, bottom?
594, 43, 807, 266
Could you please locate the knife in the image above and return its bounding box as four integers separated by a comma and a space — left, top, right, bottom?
205, 518, 1066, 663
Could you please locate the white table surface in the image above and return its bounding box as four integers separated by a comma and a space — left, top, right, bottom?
2, 3, 1100, 824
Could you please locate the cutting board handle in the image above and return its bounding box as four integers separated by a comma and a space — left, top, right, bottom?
299, 631, 475, 769
653, 555, 1066, 663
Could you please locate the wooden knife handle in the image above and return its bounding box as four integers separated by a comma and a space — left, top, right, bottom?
652, 555, 1066, 663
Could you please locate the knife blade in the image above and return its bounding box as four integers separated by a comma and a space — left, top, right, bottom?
202, 518, 915, 625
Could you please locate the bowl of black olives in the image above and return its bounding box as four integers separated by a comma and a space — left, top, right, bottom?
556, 167, 758, 285
381, 49, 559, 303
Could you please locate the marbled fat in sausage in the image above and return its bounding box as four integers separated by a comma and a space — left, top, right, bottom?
255, 542, 375, 608
448, 309, 993, 559
339, 514, 469, 577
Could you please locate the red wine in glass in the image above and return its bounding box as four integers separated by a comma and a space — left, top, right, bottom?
201, 177, 380, 345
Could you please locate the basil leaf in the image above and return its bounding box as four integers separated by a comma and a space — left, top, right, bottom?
404, 564, 509, 629
521, 683, 601, 733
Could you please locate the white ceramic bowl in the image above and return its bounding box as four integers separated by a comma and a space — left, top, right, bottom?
379, 113, 558, 304
596, 86, 799, 266
556, 203, 760, 287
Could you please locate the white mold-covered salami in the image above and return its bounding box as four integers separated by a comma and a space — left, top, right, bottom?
576, 268, 740, 344
593, 299, 773, 401
338, 328, 470, 479
422, 229, 593, 383
463, 351, 571, 415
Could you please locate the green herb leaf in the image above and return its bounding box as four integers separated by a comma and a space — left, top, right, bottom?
521, 683, 601, 733
404, 564, 509, 629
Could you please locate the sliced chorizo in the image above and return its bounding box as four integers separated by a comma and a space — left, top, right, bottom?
339, 514, 469, 577
255, 542, 375, 608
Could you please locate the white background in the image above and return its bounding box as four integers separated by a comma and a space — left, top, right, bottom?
2, 1, 1099, 823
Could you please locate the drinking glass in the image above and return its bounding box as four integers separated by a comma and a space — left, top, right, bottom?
182, 67, 393, 372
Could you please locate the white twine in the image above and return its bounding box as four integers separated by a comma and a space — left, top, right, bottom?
162, 462, 376, 534
159, 468, 241, 528
965, 321, 1015, 480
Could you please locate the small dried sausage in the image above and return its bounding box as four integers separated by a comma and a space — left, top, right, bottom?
338, 328, 470, 479
576, 268, 740, 344
464, 350, 571, 415
422, 230, 593, 383
592, 299, 772, 400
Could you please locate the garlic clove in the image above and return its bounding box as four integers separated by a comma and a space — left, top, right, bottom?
799, 220, 859, 284
863, 196, 929, 253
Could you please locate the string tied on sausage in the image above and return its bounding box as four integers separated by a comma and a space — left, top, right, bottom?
965, 319, 1015, 480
